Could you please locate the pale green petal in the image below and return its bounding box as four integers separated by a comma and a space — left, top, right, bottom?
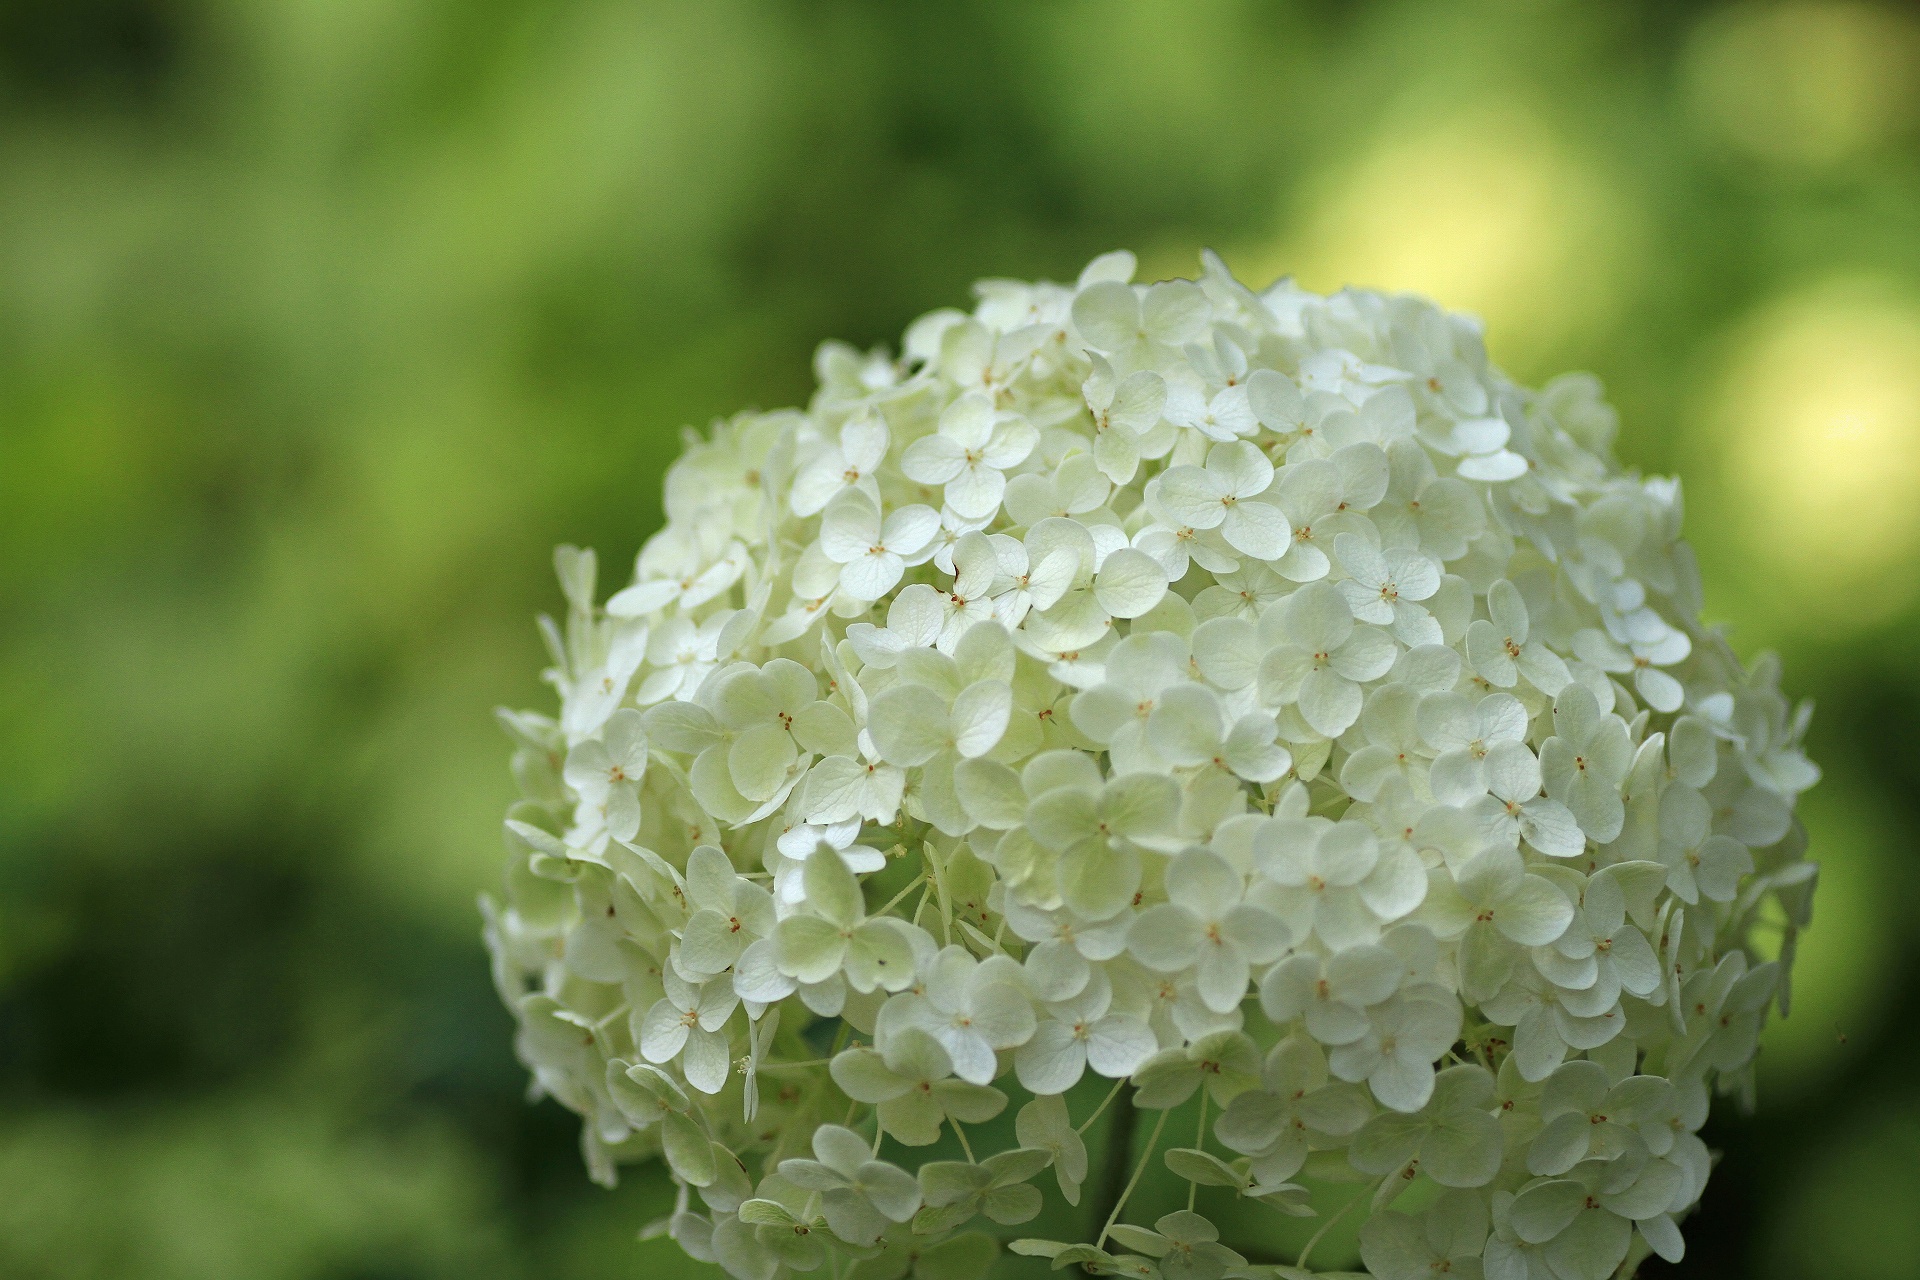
1026, 786, 1100, 851
1129, 903, 1203, 972
1221, 499, 1289, 560
955, 756, 1026, 829
1100, 772, 1181, 838
661, 1111, 717, 1187
1298, 668, 1362, 738
691, 742, 758, 823
1423, 1110, 1502, 1186
1509, 1181, 1584, 1245
951, 679, 1013, 758
803, 845, 865, 926
1068, 685, 1134, 744
680, 909, 745, 975
1149, 683, 1226, 767
1287, 580, 1355, 652
1059, 842, 1141, 920
1156, 466, 1228, 529
870, 683, 953, 766
1094, 547, 1170, 618
938, 1079, 1009, 1124
643, 700, 724, 754
846, 918, 918, 993
1350, 1111, 1425, 1174
1072, 280, 1141, 352
792, 700, 857, 757
1360, 1212, 1433, 1280
1498, 876, 1574, 947
831, 1047, 911, 1103
1191, 616, 1259, 690
729, 722, 799, 801
861, 1160, 924, 1222
777, 914, 847, 984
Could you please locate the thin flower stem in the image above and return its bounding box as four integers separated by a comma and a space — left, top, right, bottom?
924, 844, 953, 947
1090, 1084, 1138, 1238
874, 877, 922, 919
1296, 1175, 1381, 1271
1077, 1077, 1128, 1135
1096, 1105, 1168, 1248
1188, 1091, 1209, 1210
754, 1058, 832, 1072
951, 1118, 976, 1163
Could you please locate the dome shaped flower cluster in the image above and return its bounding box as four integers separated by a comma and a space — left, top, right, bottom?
485, 252, 1820, 1280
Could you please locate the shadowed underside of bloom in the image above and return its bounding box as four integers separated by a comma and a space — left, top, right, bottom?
487, 249, 1819, 1280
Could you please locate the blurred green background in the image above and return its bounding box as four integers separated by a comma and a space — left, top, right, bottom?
2, 1, 1917, 1276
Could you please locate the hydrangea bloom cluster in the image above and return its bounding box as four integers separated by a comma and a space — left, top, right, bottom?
485, 252, 1820, 1280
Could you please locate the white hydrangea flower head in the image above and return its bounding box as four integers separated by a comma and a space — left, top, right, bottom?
485, 250, 1821, 1280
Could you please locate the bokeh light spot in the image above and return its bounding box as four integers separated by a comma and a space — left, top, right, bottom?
1683, 2, 1920, 167
1705, 280, 1920, 622
1245, 106, 1637, 368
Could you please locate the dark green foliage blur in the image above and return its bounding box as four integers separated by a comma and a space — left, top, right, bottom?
2, 1, 1918, 1276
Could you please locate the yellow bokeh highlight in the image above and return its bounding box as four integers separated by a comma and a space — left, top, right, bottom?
1706, 280, 1920, 618
1236, 106, 1637, 369
1684, 2, 1920, 167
